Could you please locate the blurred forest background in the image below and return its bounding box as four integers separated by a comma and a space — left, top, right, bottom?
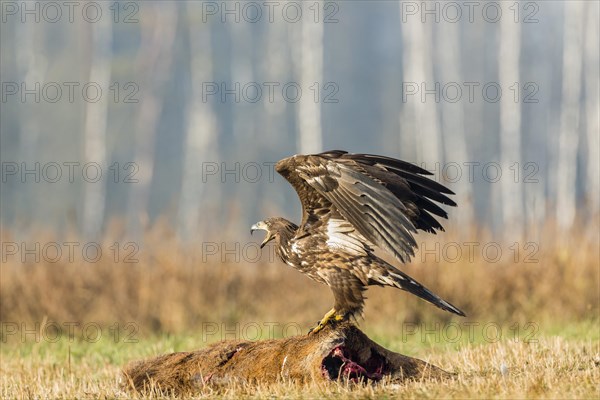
0, 1, 598, 335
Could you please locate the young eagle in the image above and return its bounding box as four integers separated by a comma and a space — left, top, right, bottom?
251, 150, 465, 333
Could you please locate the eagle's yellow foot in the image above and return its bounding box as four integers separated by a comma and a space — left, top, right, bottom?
308, 309, 346, 334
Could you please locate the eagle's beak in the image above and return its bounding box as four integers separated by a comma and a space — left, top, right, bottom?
250, 221, 274, 248
250, 222, 263, 235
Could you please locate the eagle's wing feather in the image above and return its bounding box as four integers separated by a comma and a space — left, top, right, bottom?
299, 159, 419, 262
276, 150, 455, 263
323, 216, 370, 256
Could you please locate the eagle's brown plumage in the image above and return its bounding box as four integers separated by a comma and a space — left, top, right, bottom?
251, 150, 465, 330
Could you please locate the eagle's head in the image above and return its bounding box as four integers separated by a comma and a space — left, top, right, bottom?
250, 217, 298, 248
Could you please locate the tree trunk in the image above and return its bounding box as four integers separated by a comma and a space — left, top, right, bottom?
436, 19, 474, 233
229, 19, 258, 234
556, 2, 585, 231
82, 14, 112, 238
15, 17, 45, 235
293, 6, 323, 154
583, 2, 599, 218
399, 18, 440, 166
122, 322, 448, 394
177, 3, 218, 241
126, 3, 178, 239
498, 2, 524, 241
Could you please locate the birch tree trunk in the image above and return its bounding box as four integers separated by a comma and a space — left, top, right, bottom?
127, 3, 178, 239
82, 15, 112, 238
259, 18, 290, 226
230, 22, 254, 143
262, 19, 288, 150
229, 19, 257, 235
436, 21, 473, 232
498, 4, 524, 240
177, 5, 218, 241
15, 18, 46, 235
556, 2, 585, 231
15, 23, 45, 160
294, 5, 323, 154
399, 18, 440, 166
583, 2, 599, 217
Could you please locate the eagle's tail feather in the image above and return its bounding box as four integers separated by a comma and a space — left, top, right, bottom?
372, 266, 466, 317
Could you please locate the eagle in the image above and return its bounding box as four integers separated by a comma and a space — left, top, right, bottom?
251, 150, 465, 333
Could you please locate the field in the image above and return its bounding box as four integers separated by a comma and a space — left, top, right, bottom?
1, 219, 599, 398
1, 322, 598, 398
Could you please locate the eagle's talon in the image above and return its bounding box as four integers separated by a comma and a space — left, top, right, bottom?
308, 308, 346, 334
308, 322, 325, 335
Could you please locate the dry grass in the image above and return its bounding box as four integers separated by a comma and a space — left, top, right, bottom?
1, 331, 598, 398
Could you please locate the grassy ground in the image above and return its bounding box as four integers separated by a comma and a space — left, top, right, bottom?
1, 320, 598, 399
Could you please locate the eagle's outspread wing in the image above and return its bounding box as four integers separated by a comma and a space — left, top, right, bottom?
275, 150, 455, 263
